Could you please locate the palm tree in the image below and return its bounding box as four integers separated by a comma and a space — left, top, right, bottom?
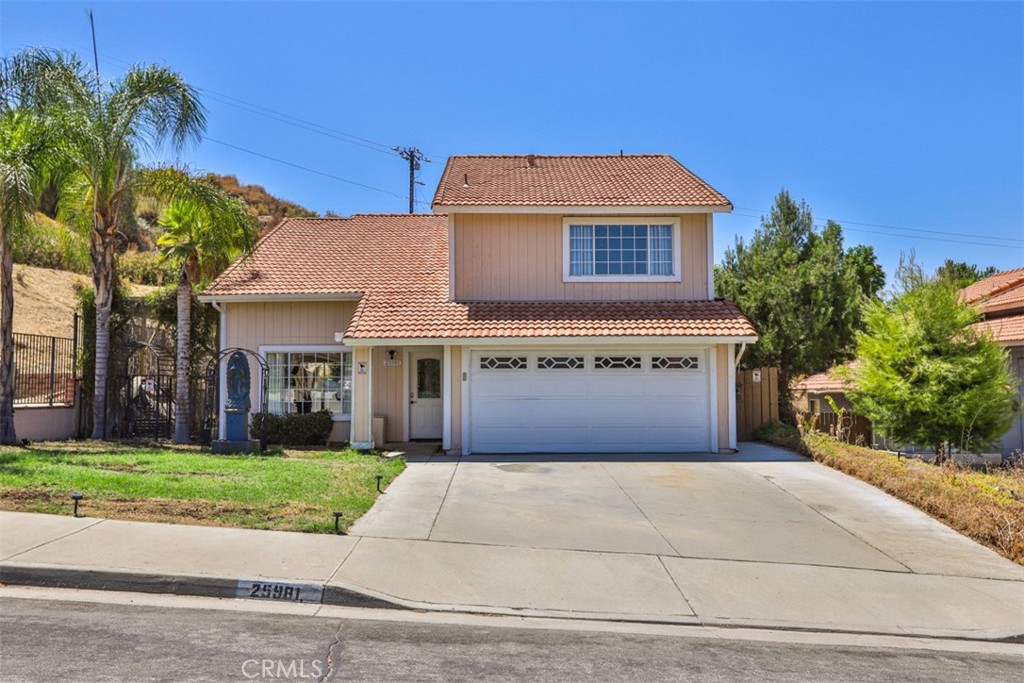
0, 111, 48, 444
10, 49, 206, 438
157, 178, 256, 443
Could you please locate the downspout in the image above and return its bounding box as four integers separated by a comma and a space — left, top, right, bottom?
734, 342, 747, 368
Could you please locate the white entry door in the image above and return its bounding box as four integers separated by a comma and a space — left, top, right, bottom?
409, 351, 443, 440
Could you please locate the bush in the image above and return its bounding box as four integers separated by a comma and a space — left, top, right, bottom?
13, 213, 89, 273
119, 250, 176, 286
251, 410, 334, 446
753, 420, 804, 451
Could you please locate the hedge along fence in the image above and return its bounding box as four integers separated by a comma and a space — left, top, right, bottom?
755, 422, 1024, 565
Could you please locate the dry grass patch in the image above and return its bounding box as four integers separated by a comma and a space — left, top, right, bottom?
757, 423, 1024, 564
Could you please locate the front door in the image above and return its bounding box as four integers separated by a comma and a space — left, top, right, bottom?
410, 351, 443, 440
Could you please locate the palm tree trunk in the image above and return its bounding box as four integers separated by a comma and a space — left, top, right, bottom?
0, 231, 18, 445
173, 269, 191, 444
90, 234, 116, 440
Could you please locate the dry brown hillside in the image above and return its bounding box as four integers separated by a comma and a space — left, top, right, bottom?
12, 264, 157, 338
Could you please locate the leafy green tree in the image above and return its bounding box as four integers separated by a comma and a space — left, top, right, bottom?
11, 48, 206, 438
847, 260, 1018, 456
935, 259, 997, 289
716, 189, 884, 419
157, 175, 257, 443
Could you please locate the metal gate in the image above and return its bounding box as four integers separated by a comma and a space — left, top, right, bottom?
108, 342, 175, 440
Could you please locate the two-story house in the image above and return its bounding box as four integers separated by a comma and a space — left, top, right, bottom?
200, 154, 757, 454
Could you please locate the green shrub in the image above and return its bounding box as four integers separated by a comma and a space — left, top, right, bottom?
13, 213, 89, 273
753, 420, 804, 451
119, 250, 176, 286
252, 410, 334, 446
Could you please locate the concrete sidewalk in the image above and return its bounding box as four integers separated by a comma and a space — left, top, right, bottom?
2, 445, 1023, 641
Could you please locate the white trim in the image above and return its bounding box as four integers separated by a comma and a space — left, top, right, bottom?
401, 349, 411, 442
442, 345, 452, 450
709, 346, 719, 453
346, 335, 758, 347
561, 218, 682, 283
706, 214, 715, 300
366, 347, 374, 448
447, 215, 456, 301
198, 293, 362, 303
461, 346, 471, 455
257, 344, 354, 422
435, 204, 733, 215
215, 302, 226, 440
727, 343, 737, 449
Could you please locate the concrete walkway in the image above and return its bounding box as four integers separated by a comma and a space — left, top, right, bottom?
2, 443, 1022, 640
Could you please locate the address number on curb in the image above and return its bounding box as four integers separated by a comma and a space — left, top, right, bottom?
235, 579, 324, 604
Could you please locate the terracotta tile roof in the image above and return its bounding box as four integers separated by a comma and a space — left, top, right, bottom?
972, 314, 1024, 345
203, 214, 449, 297
793, 361, 859, 393
432, 155, 731, 208
203, 214, 757, 341
346, 298, 757, 340
960, 267, 1024, 308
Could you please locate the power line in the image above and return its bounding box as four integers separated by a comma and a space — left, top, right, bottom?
734, 206, 1022, 246
394, 147, 430, 214
203, 136, 406, 200
730, 211, 1024, 250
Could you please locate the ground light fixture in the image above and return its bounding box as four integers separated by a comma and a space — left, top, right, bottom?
375, 475, 384, 493
332, 511, 344, 535
70, 492, 84, 517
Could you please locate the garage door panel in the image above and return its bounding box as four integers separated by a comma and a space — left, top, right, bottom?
470, 349, 712, 454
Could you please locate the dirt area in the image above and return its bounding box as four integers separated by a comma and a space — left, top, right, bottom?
12, 264, 158, 338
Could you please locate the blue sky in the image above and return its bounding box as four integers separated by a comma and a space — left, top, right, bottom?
3, 1, 1022, 283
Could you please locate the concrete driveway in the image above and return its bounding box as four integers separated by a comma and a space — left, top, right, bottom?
343, 443, 1024, 637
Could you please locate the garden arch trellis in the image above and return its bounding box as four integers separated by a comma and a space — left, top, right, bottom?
202, 348, 269, 451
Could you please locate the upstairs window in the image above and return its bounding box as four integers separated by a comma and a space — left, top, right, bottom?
564, 218, 680, 282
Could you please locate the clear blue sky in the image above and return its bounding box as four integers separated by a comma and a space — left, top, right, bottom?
3, 1, 1022, 284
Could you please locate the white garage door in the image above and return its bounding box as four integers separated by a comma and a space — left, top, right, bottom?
468, 349, 711, 454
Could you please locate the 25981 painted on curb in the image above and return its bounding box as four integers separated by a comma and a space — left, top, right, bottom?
235, 579, 324, 604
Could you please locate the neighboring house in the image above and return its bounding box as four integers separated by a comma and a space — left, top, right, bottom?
963, 267, 1024, 455
791, 362, 874, 446
200, 155, 757, 454
794, 268, 1024, 456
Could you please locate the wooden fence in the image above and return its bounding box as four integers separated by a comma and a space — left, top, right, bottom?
736, 366, 779, 441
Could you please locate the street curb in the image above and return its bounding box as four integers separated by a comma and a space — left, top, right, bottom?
4, 562, 1023, 644
0, 563, 406, 610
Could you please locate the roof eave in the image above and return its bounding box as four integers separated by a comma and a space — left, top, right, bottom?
198, 292, 363, 303
343, 334, 758, 347
432, 204, 734, 215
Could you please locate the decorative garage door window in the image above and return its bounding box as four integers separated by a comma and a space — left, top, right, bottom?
537, 356, 585, 370
594, 356, 642, 369
479, 356, 528, 370
652, 356, 700, 370
266, 350, 352, 417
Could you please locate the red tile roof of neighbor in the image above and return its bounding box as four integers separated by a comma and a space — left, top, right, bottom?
432, 155, 732, 208
960, 267, 1024, 309
202, 215, 757, 341
793, 362, 859, 394
972, 314, 1024, 345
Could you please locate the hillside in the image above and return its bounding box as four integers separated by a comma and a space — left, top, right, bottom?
12, 265, 157, 339
207, 173, 317, 230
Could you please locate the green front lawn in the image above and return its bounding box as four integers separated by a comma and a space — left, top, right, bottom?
0, 441, 404, 533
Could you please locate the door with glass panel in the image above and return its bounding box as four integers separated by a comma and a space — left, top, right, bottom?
409, 351, 443, 440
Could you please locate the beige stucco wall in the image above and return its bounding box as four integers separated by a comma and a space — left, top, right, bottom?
452, 213, 710, 301
14, 404, 77, 441
717, 344, 729, 451
223, 300, 358, 443
371, 346, 406, 443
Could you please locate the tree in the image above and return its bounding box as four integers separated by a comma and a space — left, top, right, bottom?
935, 259, 997, 289
156, 174, 257, 443
847, 259, 1019, 456
11, 49, 205, 438
715, 189, 884, 419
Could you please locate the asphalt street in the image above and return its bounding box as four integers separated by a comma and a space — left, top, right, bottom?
1, 591, 1021, 683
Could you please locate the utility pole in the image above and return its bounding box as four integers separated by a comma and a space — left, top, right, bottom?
394, 147, 430, 213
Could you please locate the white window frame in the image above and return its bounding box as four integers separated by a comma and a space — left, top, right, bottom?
562, 217, 682, 283
259, 345, 354, 422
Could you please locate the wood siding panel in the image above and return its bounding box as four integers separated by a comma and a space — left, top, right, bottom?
717, 345, 729, 451
224, 301, 358, 443
450, 345, 462, 453
372, 346, 406, 443
453, 213, 710, 301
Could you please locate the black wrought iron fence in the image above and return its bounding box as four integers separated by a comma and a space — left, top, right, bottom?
13, 332, 77, 406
